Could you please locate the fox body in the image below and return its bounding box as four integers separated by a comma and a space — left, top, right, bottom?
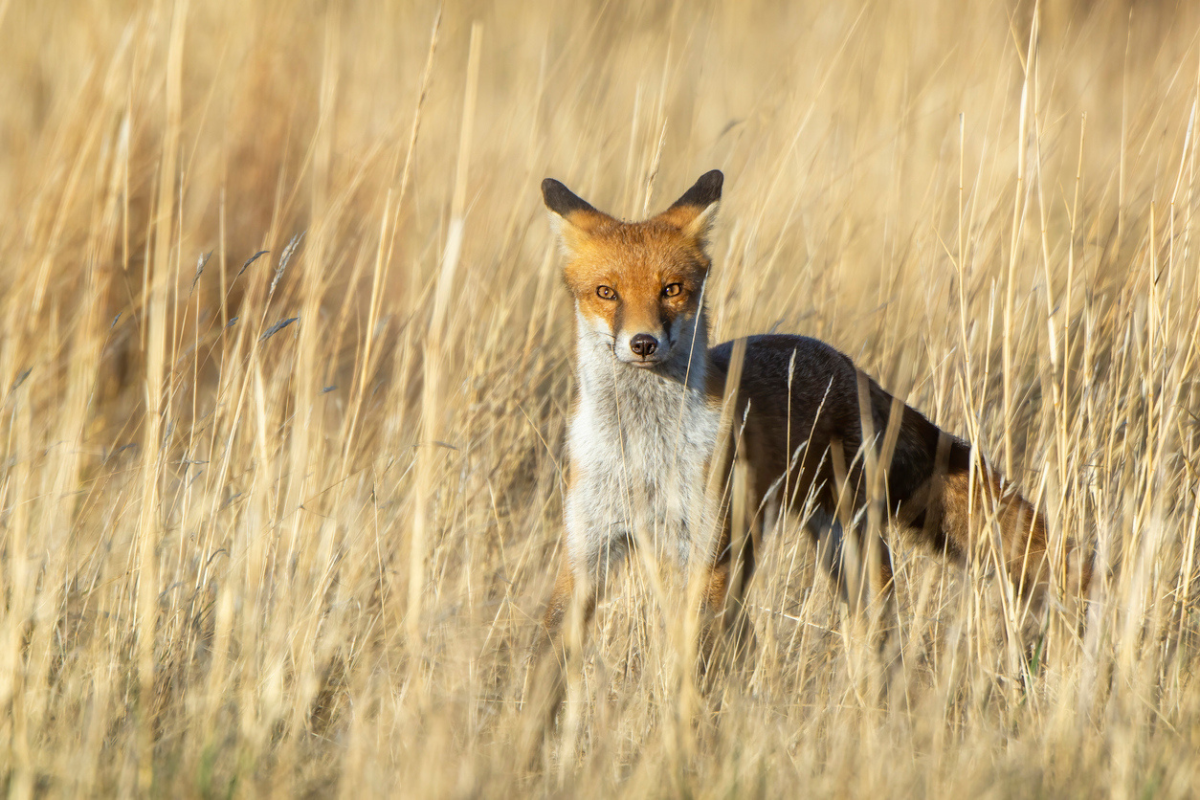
565, 306, 719, 576
540, 170, 1088, 651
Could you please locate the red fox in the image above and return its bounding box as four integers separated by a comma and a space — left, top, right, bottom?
538, 169, 1090, 663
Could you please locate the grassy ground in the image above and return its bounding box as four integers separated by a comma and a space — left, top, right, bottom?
2, 0, 1200, 796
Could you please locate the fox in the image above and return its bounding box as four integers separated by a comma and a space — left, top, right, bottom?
536, 169, 1091, 670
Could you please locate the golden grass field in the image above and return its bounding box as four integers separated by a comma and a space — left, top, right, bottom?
2, 0, 1200, 796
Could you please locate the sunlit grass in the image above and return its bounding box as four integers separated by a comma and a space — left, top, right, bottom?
1, 0, 1198, 796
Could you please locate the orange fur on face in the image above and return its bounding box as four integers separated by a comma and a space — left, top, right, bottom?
563, 217, 710, 361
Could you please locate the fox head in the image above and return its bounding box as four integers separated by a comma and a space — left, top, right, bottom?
542, 170, 722, 369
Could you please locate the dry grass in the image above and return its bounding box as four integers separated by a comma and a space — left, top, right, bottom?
2, 0, 1200, 796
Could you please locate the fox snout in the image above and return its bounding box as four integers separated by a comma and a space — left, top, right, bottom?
629, 334, 658, 357
622, 331, 667, 365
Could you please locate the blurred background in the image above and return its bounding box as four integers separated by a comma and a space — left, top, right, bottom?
1, 0, 1199, 796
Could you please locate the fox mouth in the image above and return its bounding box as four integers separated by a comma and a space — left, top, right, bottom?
613, 348, 667, 367
614, 337, 673, 367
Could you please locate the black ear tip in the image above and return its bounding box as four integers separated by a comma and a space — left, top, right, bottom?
541, 178, 596, 217
671, 169, 724, 209
699, 170, 724, 194
541, 178, 565, 204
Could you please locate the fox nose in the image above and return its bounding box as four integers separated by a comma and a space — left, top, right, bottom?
630, 334, 658, 358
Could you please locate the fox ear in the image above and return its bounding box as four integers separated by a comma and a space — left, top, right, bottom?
656, 169, 723, 243
542, 179, 614, 256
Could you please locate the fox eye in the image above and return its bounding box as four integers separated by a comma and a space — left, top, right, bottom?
596, 285, 617, 300
663, 283, 683, 298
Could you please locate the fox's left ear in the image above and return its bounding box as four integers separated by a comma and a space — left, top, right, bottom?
656, 169, 723, 243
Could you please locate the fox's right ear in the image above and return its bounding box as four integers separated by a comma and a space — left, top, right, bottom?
542, 179, 613, 256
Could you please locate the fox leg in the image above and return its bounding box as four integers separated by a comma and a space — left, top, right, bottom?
523, 547, 606, 764
698, 514, 759, 676
531, 528, 628, 698
538, 522, 630, 646
807, 507, 895, 612
541, 559, 582, 641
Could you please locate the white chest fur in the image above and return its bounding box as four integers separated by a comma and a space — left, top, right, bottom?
564, 318, 721, 576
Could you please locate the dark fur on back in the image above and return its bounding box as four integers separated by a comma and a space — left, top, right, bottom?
709, 335, 992, 580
